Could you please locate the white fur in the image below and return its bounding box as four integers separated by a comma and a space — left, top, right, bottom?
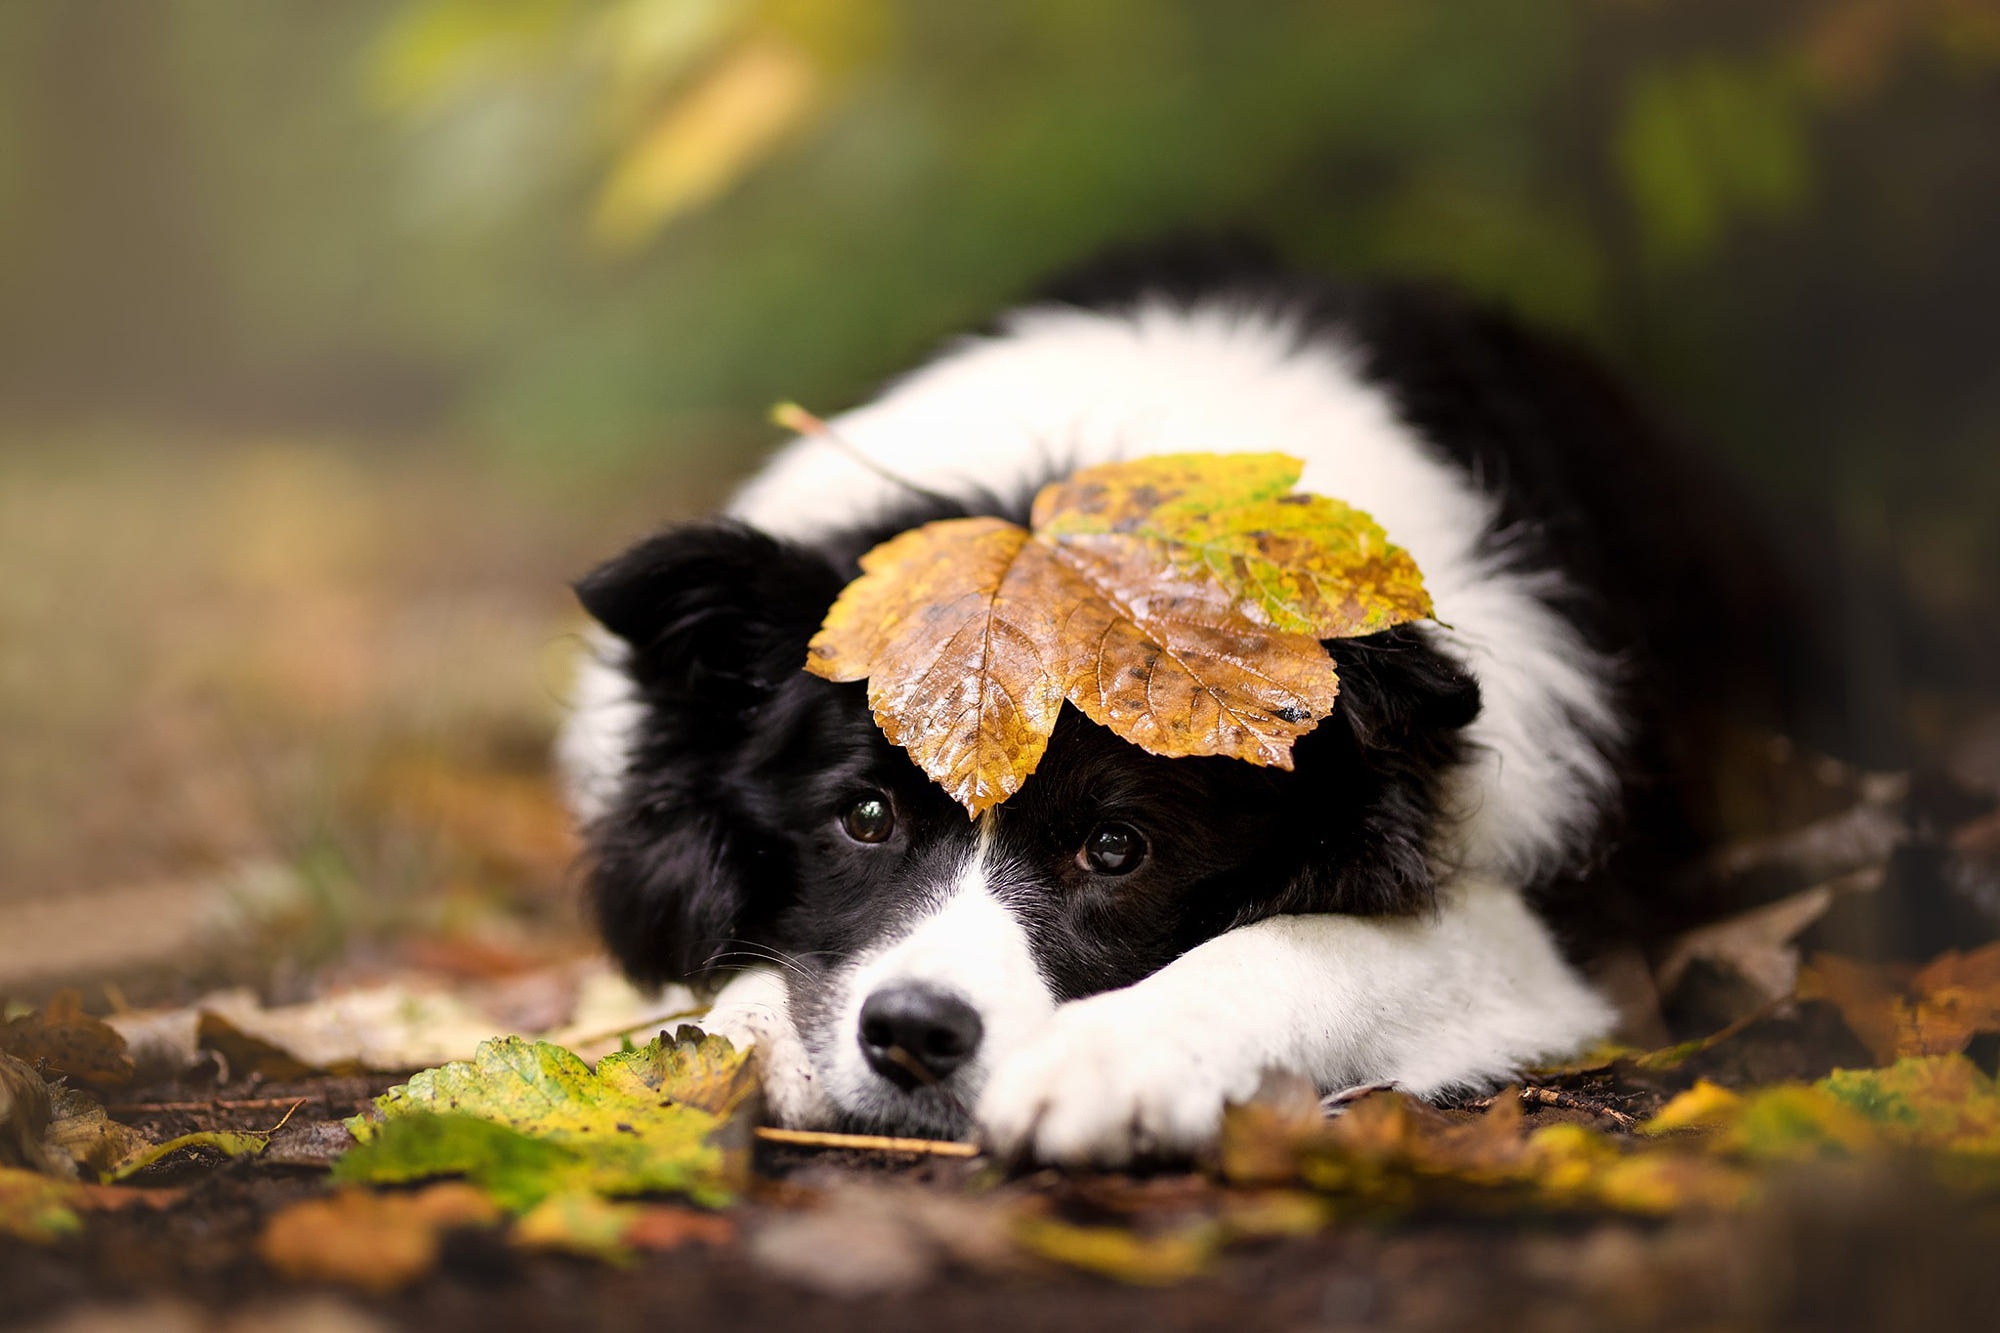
728, 299, 1622, 882
701, 964, 832, 1129
978, 878, 1614, 1166
556, 628, 645, 826
817, 828, 1058, 1128
565, 297, 1626, 1158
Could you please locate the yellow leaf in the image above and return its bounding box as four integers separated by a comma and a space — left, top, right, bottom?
1014, 1216, 1219, 1285
258, 1183, 500, 1292
807, 453, 1431, 815
1641, 1079, 1744, 1136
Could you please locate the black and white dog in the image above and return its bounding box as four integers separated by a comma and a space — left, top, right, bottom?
559, 247, 1788, 1165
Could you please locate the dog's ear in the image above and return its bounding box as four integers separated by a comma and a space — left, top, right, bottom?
1269, 627, 1483, 919
575, 521, 846, 721
575, 522, 843, 985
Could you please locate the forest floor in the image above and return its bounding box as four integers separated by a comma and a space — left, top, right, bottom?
5, 438, 1999, 1331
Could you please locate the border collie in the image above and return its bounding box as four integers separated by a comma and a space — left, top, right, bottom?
559, 245, 1789, 1165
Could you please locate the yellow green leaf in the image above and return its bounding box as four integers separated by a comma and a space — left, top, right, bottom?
0, 1165, 83, 1243
339, 1033, 747, 1211
257, 1183, 501, 1292
1014, 1216, 1220, 1285
807, 452, 1432, 814
106, 1131, 268, 1182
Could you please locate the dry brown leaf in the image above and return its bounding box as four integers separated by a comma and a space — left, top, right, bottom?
0, 990, 135, 1092
808, 453, 1432, 814
1800, 941, 2000, 1063
258, 1184, 501, 1292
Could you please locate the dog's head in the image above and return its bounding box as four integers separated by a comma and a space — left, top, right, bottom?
573, 518, 1480, 1136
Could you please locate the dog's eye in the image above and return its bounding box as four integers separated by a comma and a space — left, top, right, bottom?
1079, 822, 1146, 875
839, 794, 895, 844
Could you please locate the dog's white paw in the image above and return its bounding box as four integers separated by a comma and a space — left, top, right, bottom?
976, 990, 1266, 1167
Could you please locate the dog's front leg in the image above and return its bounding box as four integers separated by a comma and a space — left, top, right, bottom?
977, 877, 1612, 1167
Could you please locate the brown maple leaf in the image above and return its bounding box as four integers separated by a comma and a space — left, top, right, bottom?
805, 452, 1433, 816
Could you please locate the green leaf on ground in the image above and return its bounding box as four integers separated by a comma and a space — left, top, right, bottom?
338, 1031, 747, 1211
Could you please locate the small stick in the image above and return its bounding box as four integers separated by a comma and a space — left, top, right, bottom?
1471, 1086, 1637, 1129
754, 1126, 981, 1157
771, 402, 957, 507
109, 1095, 325, 1115
258, 1098, 309, 1136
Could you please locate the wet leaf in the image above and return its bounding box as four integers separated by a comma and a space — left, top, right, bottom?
338, 1033, 747, 1210
808, 453, 1431, 814
1031, 453, 1432, 638
0, 990, 134, 1092
258, 1183, 501, 1292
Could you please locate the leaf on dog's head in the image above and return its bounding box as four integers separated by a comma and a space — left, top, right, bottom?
807, 452, 1433, 815
1033, 453, 1432, 638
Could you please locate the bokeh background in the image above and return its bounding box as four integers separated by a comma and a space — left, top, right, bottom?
3, 0, 1997, 995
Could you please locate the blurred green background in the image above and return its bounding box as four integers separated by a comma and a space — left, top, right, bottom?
2, 0, 1996, 988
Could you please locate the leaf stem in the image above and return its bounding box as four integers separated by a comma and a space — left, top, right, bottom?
771, 401, 958, 508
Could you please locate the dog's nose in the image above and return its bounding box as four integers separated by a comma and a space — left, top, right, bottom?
857, 984, 983, 1088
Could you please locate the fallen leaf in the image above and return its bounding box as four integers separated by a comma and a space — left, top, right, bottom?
1799, 942, 2000, 1063
3, 1052, 156, 1182
337, 1033, 747, 1210
1221, 1087, 1750, 1217
44, 1085, 151, 1176
107, 1130, 268, 1183
1655, 884, 1836, 1009
0, 1164, 183, 1245
620, 1201, 737, 1251
1640, 1058, 2000, 1169
1013, 1217, 1220, 1284
193, 986, 522, 1080
0, 1051, 66, 1176
1820, 1055, 2000, 1155
0, 990, 134, 1092
593, 1024, 759, 1116
108, 966, 696, 1082
0, 1163, 83, 1242
258, 1183, 501, 1292
508, 1191, 733, 1263
263, 1119, 359, 1169
807, 452, 1432, 814
510, 1190, 644, 1264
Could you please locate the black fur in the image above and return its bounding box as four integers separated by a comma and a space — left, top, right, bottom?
577, 241, 1816, 1038
579, 490, 1483, 997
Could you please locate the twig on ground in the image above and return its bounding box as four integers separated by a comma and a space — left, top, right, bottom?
754, 1126, 981, 1157
108, 1094, 328, 1115
1470, 1086, 1638, 1129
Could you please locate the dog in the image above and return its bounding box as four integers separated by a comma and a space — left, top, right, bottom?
558, 243, 1794, 1166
